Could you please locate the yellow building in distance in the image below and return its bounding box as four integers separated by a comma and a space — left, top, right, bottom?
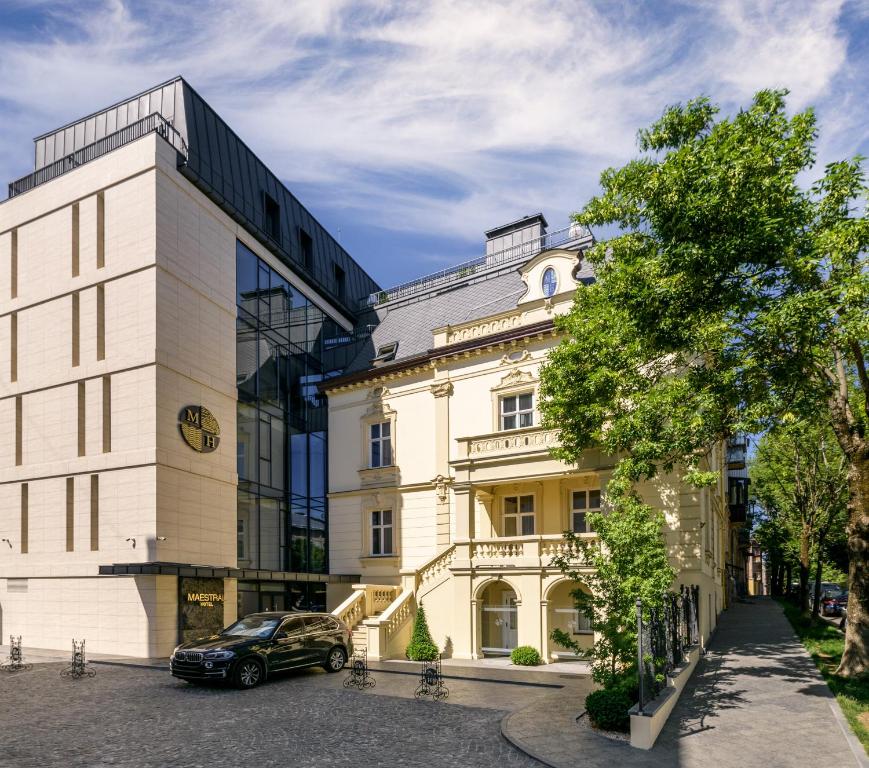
324, 214, 739, 663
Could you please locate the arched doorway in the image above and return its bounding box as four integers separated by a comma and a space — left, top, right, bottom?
480, 581, 518, 656
547, 580, 593, 660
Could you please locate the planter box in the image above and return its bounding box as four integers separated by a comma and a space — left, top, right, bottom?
629, 646, 701, 750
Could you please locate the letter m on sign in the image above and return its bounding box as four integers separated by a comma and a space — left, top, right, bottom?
185, 408, 200, 425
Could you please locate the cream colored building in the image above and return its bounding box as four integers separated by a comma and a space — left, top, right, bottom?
325, 216, 733, 662
0, 78, 380, 657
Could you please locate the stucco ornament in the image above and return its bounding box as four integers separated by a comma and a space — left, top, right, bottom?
493, 368, 535, 390
430, 381, 453, 398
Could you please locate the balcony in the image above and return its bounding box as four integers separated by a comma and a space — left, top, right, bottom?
456, 426, 560, 460
451, 534, 593, 571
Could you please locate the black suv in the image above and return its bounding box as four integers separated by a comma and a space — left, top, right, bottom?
170, 612, 350, 689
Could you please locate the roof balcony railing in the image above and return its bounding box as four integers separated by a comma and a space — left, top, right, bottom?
360, 222, 593, 309
8, 112, 188, 198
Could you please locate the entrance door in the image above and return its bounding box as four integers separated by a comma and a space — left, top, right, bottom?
481, 586, 518, 655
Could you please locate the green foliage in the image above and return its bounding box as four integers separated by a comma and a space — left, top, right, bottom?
778, 599, 869, 751
406, 602, 439, 661
539, 87, 868, 676
510, 646, 542, 666
550, 476, 675, 687
584, 687, 632, 732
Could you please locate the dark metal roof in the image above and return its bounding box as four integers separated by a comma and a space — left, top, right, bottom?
20, 76, 380, 319
484, 212, 548, 239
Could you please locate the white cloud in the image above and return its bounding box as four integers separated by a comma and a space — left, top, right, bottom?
0, 0, 864, 278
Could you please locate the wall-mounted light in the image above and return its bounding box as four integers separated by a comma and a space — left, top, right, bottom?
156, 536, 167, 542
126, 537, 136, 549
1, 538, 12, 549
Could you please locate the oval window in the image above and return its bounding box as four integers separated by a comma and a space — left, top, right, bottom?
542, 267, 558, 298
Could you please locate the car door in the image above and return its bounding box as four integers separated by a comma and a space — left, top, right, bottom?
270, 617, 311, 670
303, 615, 336, 663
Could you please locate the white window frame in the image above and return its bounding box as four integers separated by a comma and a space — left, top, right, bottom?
499, 392, 534, 431
570, 489, 601, 534
370, 509, 394, 556
503, 494, 535, 537
369, 421, 393, 468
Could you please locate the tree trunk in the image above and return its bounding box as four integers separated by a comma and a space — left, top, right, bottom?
811, 532, 824, 623
785, 563, 793, 601
799, 524, 811, 613
836, 449, 869, 678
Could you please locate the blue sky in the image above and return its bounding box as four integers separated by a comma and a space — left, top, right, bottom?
0, 0, 867, 289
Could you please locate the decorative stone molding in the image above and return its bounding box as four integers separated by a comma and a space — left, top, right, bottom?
499, 349, 531, 366
364, 401, 396, 419
492, 368, 535, 391
446, 312, 523, 344
430, 381, 453, 398
432, 474, 450, 501
368, 385, 391, 400
465, 428, 559, 457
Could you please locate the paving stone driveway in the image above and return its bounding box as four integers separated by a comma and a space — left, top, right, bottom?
0, 660, 550, 768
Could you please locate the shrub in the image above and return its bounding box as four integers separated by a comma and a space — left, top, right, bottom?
406, 603, 439, 661
584, 687, 632, 732
510, 646, 542, 666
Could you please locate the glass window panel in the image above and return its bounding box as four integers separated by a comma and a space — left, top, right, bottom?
382, 437, 392, 466
237, 404, 257, 481
573, 491, 586, 510
383, 510, 392, 525
519, 411, 533, 428
504, 497, 518, 514
589, 490, 601, 509
573, 511, 587, 533
381, 422, 390, 437
503, 415, 516, 430
236, 242, 258, 308
309, 433, 325, 499
309, 525, 326, 573
505, 517, 517, 537
269, 416, 286, 492
518, 393, 533, 410
236, 317, 258, 403
259, 498, 281, 571
520, 495, 534, 513
502, 396, 516, 413
371, 440, 381, 467
383, 526, 393, 554
521, 515, 535, 535
372, 530, 381, 555
370, 423, 380, 440
372, 510, 380, 526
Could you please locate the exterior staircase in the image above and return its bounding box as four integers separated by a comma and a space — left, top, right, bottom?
350, 615, 379, 653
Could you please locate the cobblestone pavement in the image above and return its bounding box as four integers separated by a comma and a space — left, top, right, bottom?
503, 598, 867, 768
0, 658, 553, 768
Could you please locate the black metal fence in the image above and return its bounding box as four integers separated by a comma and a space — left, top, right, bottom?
8, 112, 188, 198
637, 585, 700, 710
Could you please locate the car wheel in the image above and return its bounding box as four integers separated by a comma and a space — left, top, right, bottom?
234, 658, 264, 689
324, 646, 346, 673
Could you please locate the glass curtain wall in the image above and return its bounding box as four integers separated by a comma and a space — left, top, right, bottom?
236, 240, 362, 612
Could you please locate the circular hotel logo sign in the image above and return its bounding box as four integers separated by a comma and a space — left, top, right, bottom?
179, 406, 221, 453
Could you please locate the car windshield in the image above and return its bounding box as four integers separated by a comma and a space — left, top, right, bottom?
221, 616, 281, 638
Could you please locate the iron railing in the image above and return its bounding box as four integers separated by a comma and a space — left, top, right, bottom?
637, 585, 699, 710
8, 112, 188, 198
360, 223, 593, 309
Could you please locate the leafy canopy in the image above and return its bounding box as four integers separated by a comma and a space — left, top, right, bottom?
540, 90, 868, 485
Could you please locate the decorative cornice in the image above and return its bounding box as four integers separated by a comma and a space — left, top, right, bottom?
430, 381, 453, 398
492, 368, 535, 391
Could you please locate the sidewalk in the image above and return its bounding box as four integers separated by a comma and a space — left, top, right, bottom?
502, 598, 867, 768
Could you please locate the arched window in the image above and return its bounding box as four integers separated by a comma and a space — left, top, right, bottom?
542, 267, 558, 297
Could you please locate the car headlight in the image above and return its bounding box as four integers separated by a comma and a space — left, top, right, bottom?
203, 650, 236, 660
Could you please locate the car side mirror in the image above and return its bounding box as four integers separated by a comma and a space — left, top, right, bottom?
274, 631, 288, 640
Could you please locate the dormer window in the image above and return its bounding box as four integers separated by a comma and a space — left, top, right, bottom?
542, 267, 558, 298
372, 342, 398, 364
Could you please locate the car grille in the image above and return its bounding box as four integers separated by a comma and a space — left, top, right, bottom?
174, 651, 204, 663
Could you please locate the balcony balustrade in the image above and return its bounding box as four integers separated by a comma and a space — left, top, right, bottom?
456, 426, 560, 460
451, 534, 593, 570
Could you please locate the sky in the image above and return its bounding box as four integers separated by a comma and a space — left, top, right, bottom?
0, 0, 867, 289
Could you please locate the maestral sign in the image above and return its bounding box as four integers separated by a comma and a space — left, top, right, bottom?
179, 406, 221, 453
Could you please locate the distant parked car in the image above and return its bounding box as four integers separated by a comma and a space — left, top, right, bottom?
170, 612, 350, 689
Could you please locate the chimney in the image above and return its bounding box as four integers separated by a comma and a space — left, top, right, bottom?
484, 213, 548, 265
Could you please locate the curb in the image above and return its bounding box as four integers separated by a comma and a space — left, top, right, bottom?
500, 708, 565, 768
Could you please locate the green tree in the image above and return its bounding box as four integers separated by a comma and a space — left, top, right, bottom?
406, 602, 439, 661
550, 476, 675, 687
751, 419, 849, 617
539, 90, 868, 676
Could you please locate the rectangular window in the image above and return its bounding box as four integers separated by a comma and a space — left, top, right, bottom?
66, 477, 75, 552
504, 494, 535, 536
20, 483, 28, 554
77, 381, 86, 457
571, 489, 601, 533
102, 375, 111, 453
264, 192, 281, 242
90, 475, 99, 551
237, 519, 247, 560
369, 421, 392, 467
10, 229, 17, 299
333, 263, 345, 301
72, 292, 80, 367
371, 509, 393, 555
299, 227, 313, 270
10, 312, 16, 382
500, 392, 533, 430
96, 191, 105, 269
15, 396, 22, 466
71, 202, 80, 277
96, 283, 105, 361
